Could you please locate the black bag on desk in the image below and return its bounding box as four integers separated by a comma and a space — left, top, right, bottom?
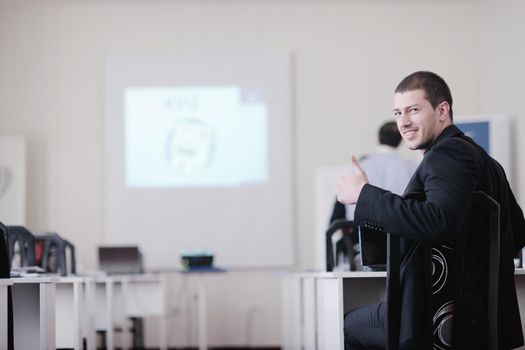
0, 222, 10, 277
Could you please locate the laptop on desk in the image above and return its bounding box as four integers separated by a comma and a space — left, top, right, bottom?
98, 246, 143, 275
359, 227, 387, 270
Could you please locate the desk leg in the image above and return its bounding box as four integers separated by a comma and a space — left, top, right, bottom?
160, 278, 168, 350
302, 277, 318, 350
55, 282, 81, 350
159, 314, 167, 350
316, 278, 344, 350
197, 283, 207, 350
40, 283, 56, 350
83, 280, 97, 350
106, 281, 114, 350
0, 285, 8, 350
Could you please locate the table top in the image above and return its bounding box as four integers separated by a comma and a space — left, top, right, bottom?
0, 278, 14, 286
9, 276, 58, 284
316, 271, 387, 278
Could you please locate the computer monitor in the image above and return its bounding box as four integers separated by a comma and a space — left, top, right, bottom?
359, 227, 386, 270
98, 246, 143, 275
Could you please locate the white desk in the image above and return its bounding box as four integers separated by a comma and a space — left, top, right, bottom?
121, 274, 169, 350
94, 273, 169, 350
284, 270, 525, 350
55, 276, 91, 350
94, 276, 116, 349
281, 271, 385, 350
11, 277, 57, 350
81, 276, 97, 349
315, 271, 386, 350
179, 269, 227, 350
280, 272, 319, 350
0, 279, 14, 350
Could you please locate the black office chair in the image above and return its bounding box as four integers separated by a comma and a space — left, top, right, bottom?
34, 232, 76, 276
386, 191, 501, 350
1, 222, 14, 350
5, 226, 36, 268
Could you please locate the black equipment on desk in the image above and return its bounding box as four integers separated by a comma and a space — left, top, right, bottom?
98, 246, 143, 275
181, 253, 214, 270
0, 221, 10, 277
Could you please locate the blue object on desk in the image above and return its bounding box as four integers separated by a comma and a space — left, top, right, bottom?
181, 253, 214, 269
179, 266, 226, 273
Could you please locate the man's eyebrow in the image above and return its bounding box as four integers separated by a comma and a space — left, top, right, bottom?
393, 104, 420, 112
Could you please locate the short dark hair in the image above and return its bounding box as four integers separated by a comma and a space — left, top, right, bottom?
379, 121, 402, 147
395, 71, 453, 121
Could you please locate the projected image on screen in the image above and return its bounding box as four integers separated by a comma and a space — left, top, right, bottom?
166, 119, 213, 176
125, 86, 267, 187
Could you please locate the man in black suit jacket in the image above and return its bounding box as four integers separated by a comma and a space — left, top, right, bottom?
336, 71, 525, 349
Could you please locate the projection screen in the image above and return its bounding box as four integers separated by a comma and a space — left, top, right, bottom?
105, 51, 294, 269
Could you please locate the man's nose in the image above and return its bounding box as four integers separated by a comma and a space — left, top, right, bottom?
397, 113, 411, 126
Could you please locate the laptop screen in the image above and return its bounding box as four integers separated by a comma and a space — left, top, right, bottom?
359, 227, 387, 270
98, 246, 143, 275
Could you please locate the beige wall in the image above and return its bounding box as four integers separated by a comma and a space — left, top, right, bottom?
479, 0, 525, 207
0, 0, 492, 269
1, 0, 524, 344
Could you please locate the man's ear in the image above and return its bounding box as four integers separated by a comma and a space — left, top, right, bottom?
438, 101, 450, 122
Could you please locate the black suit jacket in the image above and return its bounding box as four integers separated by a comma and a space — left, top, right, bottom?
354, 125, 525, 349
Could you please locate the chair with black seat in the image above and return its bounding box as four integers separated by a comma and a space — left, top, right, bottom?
386, 191, 501, 350
34, 232, 76, 276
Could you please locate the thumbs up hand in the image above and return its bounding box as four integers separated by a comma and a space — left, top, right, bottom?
336, 156, 369, 205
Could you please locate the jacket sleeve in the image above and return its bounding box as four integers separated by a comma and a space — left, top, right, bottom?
354, 138, 480, 244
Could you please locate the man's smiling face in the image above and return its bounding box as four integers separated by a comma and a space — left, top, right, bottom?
393, 89, 451, 152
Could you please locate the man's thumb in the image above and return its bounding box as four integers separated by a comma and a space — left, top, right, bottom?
351, 155, 364, 175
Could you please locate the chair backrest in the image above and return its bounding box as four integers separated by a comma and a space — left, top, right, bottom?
5, 225, 36, 267
386, 191, 500, 350
34, 232, 76, 276
386, 232, 401, 350
455, 191, 500, 348
481, 191, 500, 349
325, 219, 355, 271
